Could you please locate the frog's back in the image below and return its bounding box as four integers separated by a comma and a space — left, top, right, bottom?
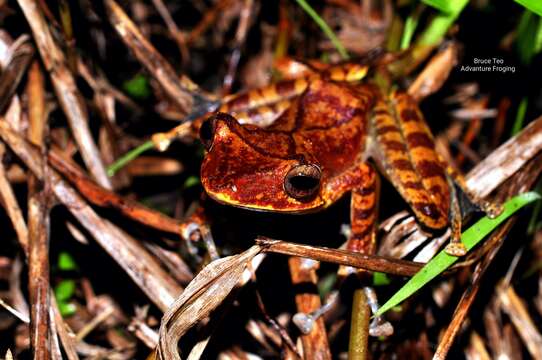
267, 79, 373, 175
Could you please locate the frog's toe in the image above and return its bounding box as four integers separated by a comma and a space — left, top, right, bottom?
445, 242, 467, 257
481, 200, 504, 219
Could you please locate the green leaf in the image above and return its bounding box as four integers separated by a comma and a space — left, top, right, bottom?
293, 0, 350, 60
318, 273, 337, 298
516, 10, 542, 64
421, 0, 470, 14
376, 192, 541, 316
400, 12, 421, 50
515, 0, 542, 17
417, 0, 468, 46
54, 280, 76, 302
373, 272, 391, 286
58, 252, 78, 271
183, 176, 200, 190
122, 74, 151, 99
58, 302, 77, 317
421, 0, 452, 14
511, 97, 529, 136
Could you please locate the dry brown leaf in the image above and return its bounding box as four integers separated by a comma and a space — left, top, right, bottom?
157, 245, 262, 360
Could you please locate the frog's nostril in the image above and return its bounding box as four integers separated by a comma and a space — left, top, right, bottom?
199, 116, 217, 150
284, 164, 321, 201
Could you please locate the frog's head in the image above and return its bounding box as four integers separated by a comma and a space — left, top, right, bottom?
199, 112, 326, 212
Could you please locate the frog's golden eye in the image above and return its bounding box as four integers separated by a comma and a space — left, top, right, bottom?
284, 164, 321, 201
199, 116, 217, 150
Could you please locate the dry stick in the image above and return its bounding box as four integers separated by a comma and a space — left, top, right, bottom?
105, 0, 201, 114
222, 0, 254, 95
47, 151, 183, 234
16, 0, 112, 189
466, 115, 542, 198
288, 257, 332, 360
498, 284, 542, 358
433, 219, 515, 360
186, 0, 235, 45
151, 0, 189, 63
0, 36, 34, 113
434, 154, 542, 358
50, 296, 79, 360
0, 120, 182, 312
27, 195, 52, 360
258, 237, 423, 276
26, 60, 52, 360
0, 145, 29, 252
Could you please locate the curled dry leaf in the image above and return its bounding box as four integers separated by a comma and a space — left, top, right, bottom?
157, 245, 262, 360
408, 41, 459, 102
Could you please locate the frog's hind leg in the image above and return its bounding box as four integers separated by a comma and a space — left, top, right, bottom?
370, 91, 465, 254
370, 94, 449, 227
391, 91, 469, 255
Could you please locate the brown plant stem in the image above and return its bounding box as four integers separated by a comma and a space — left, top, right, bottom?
348, 289, 370, 360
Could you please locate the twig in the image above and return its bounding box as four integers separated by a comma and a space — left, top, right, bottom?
0, 145, 29, 252
17, 0, 113, 189
222, 0, 254, 95
433, 219, 515, 359
257, 237, 424, 276
105, 0, 212, 115
0, 35, 34, 113
0, 119, 182, 311
26, 60, 53, 360
48, 150, 184, 235
151, 0, 189, 64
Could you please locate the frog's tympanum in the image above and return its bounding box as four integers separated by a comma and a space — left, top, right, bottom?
198, 62, 496, 256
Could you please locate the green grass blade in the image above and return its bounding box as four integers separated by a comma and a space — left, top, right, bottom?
511, 97, 529, 136
376, 192, 541, 316
293, 0, 350, 60
107, 140, 154, 177
400, 12, 421, 50
417, 0, 468, 46
421, 0, 452, 14
515, 0, 542, 17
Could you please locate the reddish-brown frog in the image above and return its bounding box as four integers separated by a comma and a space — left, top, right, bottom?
198, 63, 496, 256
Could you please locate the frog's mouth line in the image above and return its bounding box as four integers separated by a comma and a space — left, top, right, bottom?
205, 188, 327, 214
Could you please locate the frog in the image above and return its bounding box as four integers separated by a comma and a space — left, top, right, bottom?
197, 61, 498, 257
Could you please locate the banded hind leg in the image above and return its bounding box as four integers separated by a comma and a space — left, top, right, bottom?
370, 90, 464, 254
392, 91, 502, 254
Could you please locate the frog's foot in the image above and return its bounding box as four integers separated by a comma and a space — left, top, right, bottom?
364, 287, 394, 337
479, 199, 504, 219
444, 241, 467, 257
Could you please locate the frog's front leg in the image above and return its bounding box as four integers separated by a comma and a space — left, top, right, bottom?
347, 163, 379, 254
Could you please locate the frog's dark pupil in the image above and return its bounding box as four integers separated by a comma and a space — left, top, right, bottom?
289, 175, 319, 191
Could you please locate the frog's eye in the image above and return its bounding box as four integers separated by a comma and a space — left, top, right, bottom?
284, 164, 321, 200
199, 116, 217, 150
